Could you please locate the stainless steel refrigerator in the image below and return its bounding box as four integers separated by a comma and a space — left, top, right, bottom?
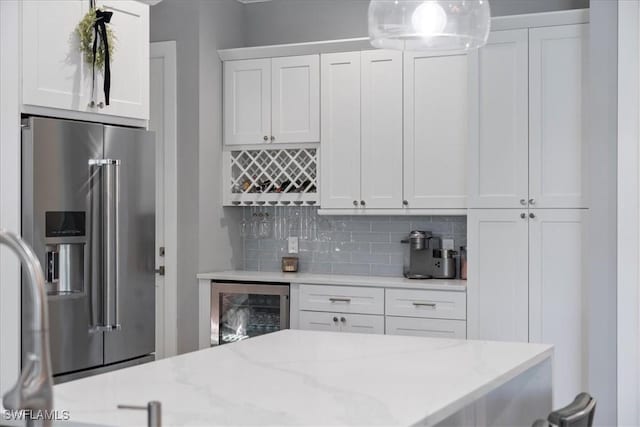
21, 116, 156, 383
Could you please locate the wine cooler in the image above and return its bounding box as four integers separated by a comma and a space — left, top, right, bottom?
210, 282, 290, 346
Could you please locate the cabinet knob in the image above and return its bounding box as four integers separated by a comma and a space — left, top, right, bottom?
263, 136, 269, 141
97, 102, 104, 109
270, 136, 275, 142
529, 213, 536, 219
520, 199, 526, 206
332, 317, 338, 323
403, 200, 409, 206
360, 200, 366, 206
529, 198, 536, 205
340, 317, 346, 323
520, 213, 526, 219
88, 101, 96, 108
353, 200, 358, 207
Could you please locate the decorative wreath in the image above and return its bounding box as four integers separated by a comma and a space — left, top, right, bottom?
75, 8, 116, 70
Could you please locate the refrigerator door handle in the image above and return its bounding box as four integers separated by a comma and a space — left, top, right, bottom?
89, 159, 121, 332
103, 159, 121, 331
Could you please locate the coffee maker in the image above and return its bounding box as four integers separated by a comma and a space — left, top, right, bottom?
402, 231, 457, 279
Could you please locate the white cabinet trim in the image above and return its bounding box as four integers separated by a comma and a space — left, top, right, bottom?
218, 10, 589, 61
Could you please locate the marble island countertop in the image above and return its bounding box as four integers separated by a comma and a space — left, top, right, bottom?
197, 270, 467, 292
54, 330, 552, 426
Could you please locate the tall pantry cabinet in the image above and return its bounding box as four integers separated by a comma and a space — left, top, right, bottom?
467, 23, 588, 408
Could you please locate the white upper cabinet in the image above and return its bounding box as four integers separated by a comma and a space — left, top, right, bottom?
404, 52, 468, 209
529, 24, 588, 208
224, 55, 320, 145
21, 0, 149, 121
360, 50, 403, 209
528, 209, 585, 407
320, 50, 403, 210
467, 209, 529, 343
320, 52, 361, 209
224, 58, 271, 145
470, 24, 588, 210
271, 55, 319, 143
95, 0, 149, 120
469, 29, 529, 208
22, 0, 90, 112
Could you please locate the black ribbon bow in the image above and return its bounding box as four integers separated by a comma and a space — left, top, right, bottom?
92, 9, 113, 105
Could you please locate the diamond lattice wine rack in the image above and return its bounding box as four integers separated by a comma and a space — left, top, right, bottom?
223, 148, 318, 206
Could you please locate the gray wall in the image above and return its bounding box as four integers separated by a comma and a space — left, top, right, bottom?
587, 1, 617, 424
244, 0, 589, 46
150, 0, 244, 354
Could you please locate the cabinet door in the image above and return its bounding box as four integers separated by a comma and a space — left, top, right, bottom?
320, 52, 361, 209
529, 24, 588, 208
22, 0, 91, 111
340, 313, 384, 335
468, 29, 529, 208
529, 209, 585, 407
360, 50, 403, 209
271, 55, 319, 143
96, 0, 149, 120
404, 52, 468, 209
299, 311, 340, 332
224, 58, 271, 145
386, 317, 467, 339
467, 209, 529, 342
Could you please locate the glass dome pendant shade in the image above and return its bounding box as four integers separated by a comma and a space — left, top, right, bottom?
368, 0, 491, 52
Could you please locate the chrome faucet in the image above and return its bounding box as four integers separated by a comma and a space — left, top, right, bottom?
0, 229, 53, 421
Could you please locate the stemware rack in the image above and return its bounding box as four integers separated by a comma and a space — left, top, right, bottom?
223, 147, 319, 206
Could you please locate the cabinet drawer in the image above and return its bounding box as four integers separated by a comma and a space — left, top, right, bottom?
299, 311, 384, 335
386, 316, 467, 339
299, 284, 384, 315
385, 289, 466, 320
340, 313, 384, 335
299, 311, 340, 332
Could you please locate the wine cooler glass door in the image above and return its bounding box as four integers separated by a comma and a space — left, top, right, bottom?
210, 283, 290, 346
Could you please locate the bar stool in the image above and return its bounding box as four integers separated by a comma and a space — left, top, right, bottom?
532, 393, 596, 427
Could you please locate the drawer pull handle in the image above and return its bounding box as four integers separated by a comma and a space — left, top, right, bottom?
329, 297, 351, 303
413, 302, 436, 308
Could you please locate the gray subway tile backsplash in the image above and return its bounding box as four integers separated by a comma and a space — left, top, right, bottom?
241, 207, 466, 277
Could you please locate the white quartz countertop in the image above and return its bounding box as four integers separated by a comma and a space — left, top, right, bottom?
197, 270, 466, 291
54, 330, 551, 426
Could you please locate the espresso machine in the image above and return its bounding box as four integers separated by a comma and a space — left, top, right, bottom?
402, 231, 457, 279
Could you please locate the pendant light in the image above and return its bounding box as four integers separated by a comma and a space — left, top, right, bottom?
368, 0, 491, 52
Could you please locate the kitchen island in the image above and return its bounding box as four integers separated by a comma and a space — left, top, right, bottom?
54, 330, 552, 426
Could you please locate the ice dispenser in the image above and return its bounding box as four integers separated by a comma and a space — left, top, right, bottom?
44, 211, 86, 295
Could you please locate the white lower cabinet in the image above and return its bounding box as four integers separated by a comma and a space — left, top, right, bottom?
294, 283, 467, 339
386, 317, 466, 339
386, 289, 466, 320
528, 209, 585, 407
468, 209, 586, 407
299, 311, 339, 332
341, 313, 385, 335
299, 284, 384, 315
467, 209, 529, 342
299, 311, 384, 335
